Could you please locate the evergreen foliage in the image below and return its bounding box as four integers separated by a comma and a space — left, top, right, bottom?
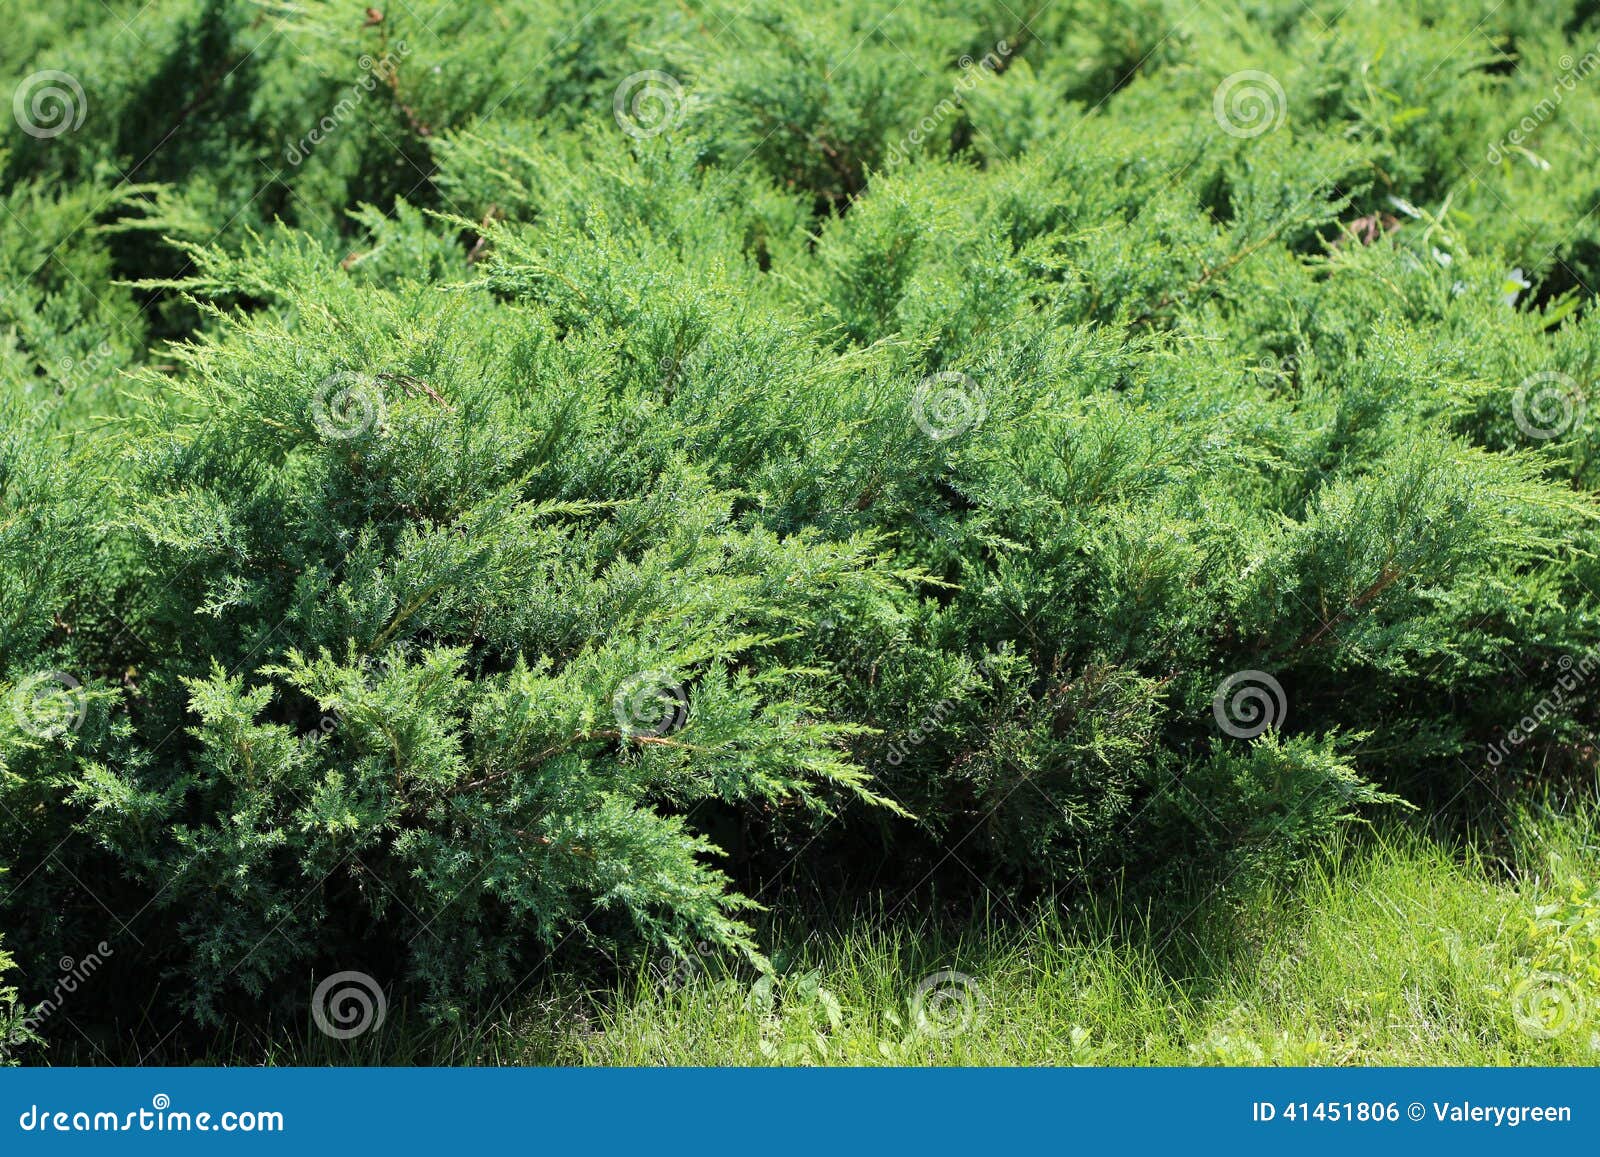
2, 0, 1599, 1038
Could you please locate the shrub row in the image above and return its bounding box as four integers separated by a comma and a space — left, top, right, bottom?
2, 0, 1598, 1033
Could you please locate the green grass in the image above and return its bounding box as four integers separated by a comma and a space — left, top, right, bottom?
233, 803, 1600, 1067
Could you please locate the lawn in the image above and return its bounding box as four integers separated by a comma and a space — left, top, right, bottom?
103, 801, 1594, 1066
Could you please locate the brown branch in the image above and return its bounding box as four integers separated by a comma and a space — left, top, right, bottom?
1133, 229, 1296, 327
379, 372, 454, 411
371, 18, 432, 138
1293, 564, 1405, 652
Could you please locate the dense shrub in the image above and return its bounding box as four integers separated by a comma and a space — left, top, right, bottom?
3, 0, 1600, 1037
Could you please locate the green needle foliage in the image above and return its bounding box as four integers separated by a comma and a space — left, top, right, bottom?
2, 0, 1599, 1042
